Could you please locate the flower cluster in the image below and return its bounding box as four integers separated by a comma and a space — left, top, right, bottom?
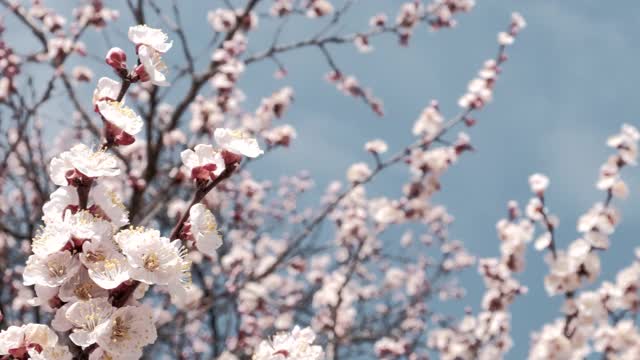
252, 326, 324, 360
128, 25, 173, 86
73, 1, 119, 29
0, 323, 72, 359
528, 124, 639, 297
427, 209, 528, 360
11, 3, 629, 360
305, 0, 334, 18
516, 124, 640, 359
211, 33, 248, 110
325, 71, 384, 116
427, 0, 476, 30
20, 138, 164, 358
458, 12, 526, 110
0, 29, 21, 101
4, 22, 270, 359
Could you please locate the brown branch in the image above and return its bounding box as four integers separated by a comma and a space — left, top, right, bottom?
129, 0, 263, 220
169, 163, 238, 240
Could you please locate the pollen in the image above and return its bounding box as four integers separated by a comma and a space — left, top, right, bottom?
110, 316, 130, 343
108, 190, 127, 210
143, 253, 160, 272
204, 213, 219, 233
33, 228, 55, 250
103, 258, 121, 270
106, 100, 137, 119
75, 210, 97, 224
149, 50, 168, 73
179, 259, 192, 287
85, 251, 106, 263
74, 283, 94, 301
229, 129, 249, 139
89, 146, 108, 159
47, 261, 67, 278
126, 226, 147, 234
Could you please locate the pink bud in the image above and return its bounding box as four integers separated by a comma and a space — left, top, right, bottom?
464, 117, 476, 127
325, 70, 341, 83
105, 47, 127, 70
398, 33, 410, 46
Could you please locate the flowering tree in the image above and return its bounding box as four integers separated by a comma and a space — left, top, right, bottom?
0, 1, 637, 359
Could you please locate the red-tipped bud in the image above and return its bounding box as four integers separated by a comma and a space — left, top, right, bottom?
464, 117, 476, 127
106, 47, 127, 70
221, 150, 242, 166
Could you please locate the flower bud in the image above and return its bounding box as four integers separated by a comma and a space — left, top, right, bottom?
105, 47, 127, 70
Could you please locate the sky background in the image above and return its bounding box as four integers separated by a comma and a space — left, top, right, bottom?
5, 0, 640, 358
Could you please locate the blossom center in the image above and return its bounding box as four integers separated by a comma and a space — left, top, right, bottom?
204, 213, 218, 233
74, 283, 93, 301
110, 316, 130, 342
47, 261, 67, 278
229, 129, 249, 139
103, 258, 120, 271
149, 50, 168, 73
85, 251, 106, 263
108, 190, 126, 210
106, 100, 137, 119
83, 311, 102, 331
143, 253, 161, 271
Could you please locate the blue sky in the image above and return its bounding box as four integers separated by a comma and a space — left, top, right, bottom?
8, 0, 640, 358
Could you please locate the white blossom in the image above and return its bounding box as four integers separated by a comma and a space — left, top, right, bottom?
32, 210, 113, 257
189, 204, 223, 256
92, 181, 130, 228
58, 267, 109, 303
413, 102, 443, 137
306, 0, 334, 18
115, 227, 189, 287
208, 9, 237, 32
214, 128, 264, 158
252, 326, 323, 360
92, 77, 121, 106
498, 31, 514, 46
128, 25, 172, 53
346, 162, 371, 183
529, 173, 550, 194
181, 144, 226, 180
81, 239, 131, 290
24, 251, 81, 287
97, 100, 144, 136
0, 324, 60, 355
28, 344, 72, 360
49, 145, 120, 186
95, 305, 157, 359
137, 44, 169, 86
66, 298, 115, 347
364, 139, 388, 154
